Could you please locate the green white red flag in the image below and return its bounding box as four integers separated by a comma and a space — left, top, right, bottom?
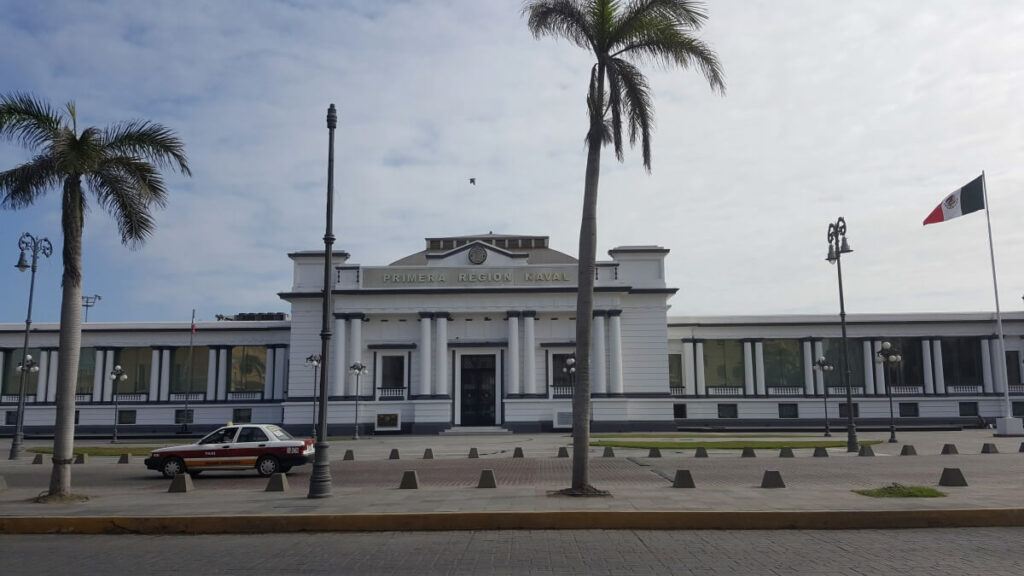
922, 174, 985, 225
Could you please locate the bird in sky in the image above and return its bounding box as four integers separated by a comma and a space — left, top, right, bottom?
468, 178, 476, 185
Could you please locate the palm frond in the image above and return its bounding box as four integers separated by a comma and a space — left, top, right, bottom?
0, 153, 61, 208
101, 120, 192, 177
610, 0, 707, 47
612, 20, 725, 93
87, 164, 158, 248
523, 0, 596, 51
604, 63, 625, 161
608, 57, 654, 170
96, 155, 169, 208
0, 92, 66, 151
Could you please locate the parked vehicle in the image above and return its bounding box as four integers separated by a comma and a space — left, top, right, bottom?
144, 424, 314, 478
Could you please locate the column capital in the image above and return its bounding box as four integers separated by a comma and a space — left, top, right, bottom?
334, 312, 365, 320
506, 310, 522, 319
434, 311, 452, 321
592, 310, 608, 318
606, 309, 622, 317
521, 310, 537, 318
418, 311, 435, 319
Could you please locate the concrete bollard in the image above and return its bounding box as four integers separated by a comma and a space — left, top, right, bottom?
900, 445, 917, 456
168, 473, 194, 493
557, 447, 569, 458
265, 473, 289, 492
694, 447, 709, 458
423, 448, 434, 460
477, 469, 497, 489
32, 453, 44, 465
343, 449, 355, 461
118, 454, 131, 464
468, 447, 479, 459
941, 444, 959, 455
760, 470, 786, 488
389, 449, 400, 460
648, 448, 662, 458
74, 453, 87, 464
399, 470, 419, 489
813, 447, 829, 458
672, 469, 695, 489
858, 445, 875, 457
779, 448, 794, 458
513, 447, 525, 458
602, 447, 615, 458
981, 443, 999, 454
938, 467, 968, 487
741, 448, 756, 458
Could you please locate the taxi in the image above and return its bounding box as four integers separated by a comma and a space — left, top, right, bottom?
144, 423, 315, 478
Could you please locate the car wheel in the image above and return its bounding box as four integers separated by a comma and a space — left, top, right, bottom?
256, 455, 280, 477
161, 457, 185, 479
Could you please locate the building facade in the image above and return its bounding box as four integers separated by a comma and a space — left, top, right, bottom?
2, 233, 1022, 435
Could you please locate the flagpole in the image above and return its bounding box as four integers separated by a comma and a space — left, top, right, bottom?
981, 172, 1013, 421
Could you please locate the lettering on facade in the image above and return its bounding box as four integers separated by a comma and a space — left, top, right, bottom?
363, 267, 576, 288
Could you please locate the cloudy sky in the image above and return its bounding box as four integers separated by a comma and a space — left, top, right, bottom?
1, 0, 1022, 324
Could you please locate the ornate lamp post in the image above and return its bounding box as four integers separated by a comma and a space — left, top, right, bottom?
109, 365, 127, 443
562, 356, 576, 387
305, 354, 322, 437
350, 362, 368, 440
826, 217, 858, 452
812, 356, 835, 437
8, 232, 52, 460
876, 341, 902, 443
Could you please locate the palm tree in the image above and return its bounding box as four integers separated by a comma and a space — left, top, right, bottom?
0, 93, 190, 496
523, 0, 724, 493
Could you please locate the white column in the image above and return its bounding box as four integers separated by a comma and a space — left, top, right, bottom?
607, 312, 623, 395
863, 341, 875, 395
347, 317, 362, 396
46, 351, 58, 402
217, 348, 228, 400
274, 348, 287, 399
871, 342, 884, 395
507, 313, 520, 395
435, 314, 449, 396
989, 339, 1004, 393
922, 340, 934, 395
802, 341, 814, 395
105, 350, 116, 401
592, 314, 607, 395
418, 313, 432, 397
932, 340, 946, 394
695, 342, 706, 396
813, 341, 825, 394
743, 342, 754, 396
35, 350, 48, 402
981, 339, 994, 394
146, 349, 159, 400
333, 317, 347, 397
160, 349, 171, 401
205, 348, 217, 400
264, 347, 276, 399
754, 342, 765, 395
682, 341, 696, 396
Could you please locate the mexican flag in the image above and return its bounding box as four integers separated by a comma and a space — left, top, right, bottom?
923, 174, 985, 225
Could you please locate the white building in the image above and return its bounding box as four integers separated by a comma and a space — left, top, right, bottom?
1, 233, 1022, 435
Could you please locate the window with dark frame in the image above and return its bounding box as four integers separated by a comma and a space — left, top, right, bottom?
381, 356, 405, 389
552, 353, 574, 389
1013, 402, 1024, 418
1006, 351, 1022, 386
668, 354, 683, 390
777, 403, 799, 419
5, 411, 15, 425
174, 409, 194, 424
232, 408, 252, 424
942, 338, 983, 388
717, 403, 738, 419
958, 401, 979, 417
838, 403, 859, 418
117, 410, 136, 425
898, 402, 920, 417
673, 403, 687, 419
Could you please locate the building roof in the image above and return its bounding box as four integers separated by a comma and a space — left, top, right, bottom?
390, 233, 577, 266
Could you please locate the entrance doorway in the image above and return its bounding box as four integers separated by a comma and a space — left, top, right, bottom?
460, 354, 496, 426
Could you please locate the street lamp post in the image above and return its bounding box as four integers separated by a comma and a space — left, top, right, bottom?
306, 354, 322, 438
8, 232, 52, 460
812, 356, 835, 437
350, 362, 368, 440
826, 217, 858, 453
81, 294, 102, 323
109, 365, 128, 444
876, 341, 902, 444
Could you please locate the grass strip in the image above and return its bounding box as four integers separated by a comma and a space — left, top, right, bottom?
591, 432, 821, 439
590, 439, 883, 450
854, 484, 946, 498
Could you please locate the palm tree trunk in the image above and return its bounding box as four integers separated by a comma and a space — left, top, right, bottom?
48, 177, 83, 496
571, 63, 605, 493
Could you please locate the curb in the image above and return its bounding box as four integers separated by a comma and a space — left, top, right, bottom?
2, 508, 1023, 534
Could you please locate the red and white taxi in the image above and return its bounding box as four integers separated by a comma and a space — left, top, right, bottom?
144, 424, 314, 478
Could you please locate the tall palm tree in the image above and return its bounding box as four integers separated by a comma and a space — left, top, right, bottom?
523, 0, 723, 493
0, 93, 190, 496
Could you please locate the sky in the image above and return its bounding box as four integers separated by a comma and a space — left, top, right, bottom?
1, 0, 1023, 324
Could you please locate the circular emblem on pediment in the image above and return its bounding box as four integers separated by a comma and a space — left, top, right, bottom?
468, 245, 488, 265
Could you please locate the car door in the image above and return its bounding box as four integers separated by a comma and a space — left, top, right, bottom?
233, 426, 272, 469
191, 426, 240, 470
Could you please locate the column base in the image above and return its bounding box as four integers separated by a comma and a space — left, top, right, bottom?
994, 416, 1024, 437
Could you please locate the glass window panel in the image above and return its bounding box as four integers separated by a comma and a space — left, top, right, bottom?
76, 348, 95, 394
117, 410, 136, 425
381, 356, 404, 388
958, 401, 979, 417
171, 346, 209, 393
942, 338, 983, 388
673, 403, 687, 418
114, 348, 151, 394
552, 354, 574, 388
1006, 351, 1021, 386
233, 409, 253, 425
717, 403, 738, 418
822, 339, 865, 389
778, 403, 799, 419
763, 340, 803, 387
230, 346, 267, 392
174, 409, 194, 424
2, 348, 41, 395
668, 354, 683, 389
703, 340, 744, 387
899, 403, 919, 417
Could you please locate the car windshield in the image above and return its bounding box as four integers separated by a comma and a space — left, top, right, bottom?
266, 425, 293, 441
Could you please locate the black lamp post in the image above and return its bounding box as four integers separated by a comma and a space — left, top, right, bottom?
306, 354, 322, 438
876, 341, 902, 443
8, 232, 52, 460
308, 104, 338, 499
813, 356, 835, 437
350, 362, 368, 440
109, 365, 127, 443
826, 217, 858, 452
81, 294, 101, 323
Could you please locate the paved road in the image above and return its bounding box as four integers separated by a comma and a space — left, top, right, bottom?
1, 528, 1022, 575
